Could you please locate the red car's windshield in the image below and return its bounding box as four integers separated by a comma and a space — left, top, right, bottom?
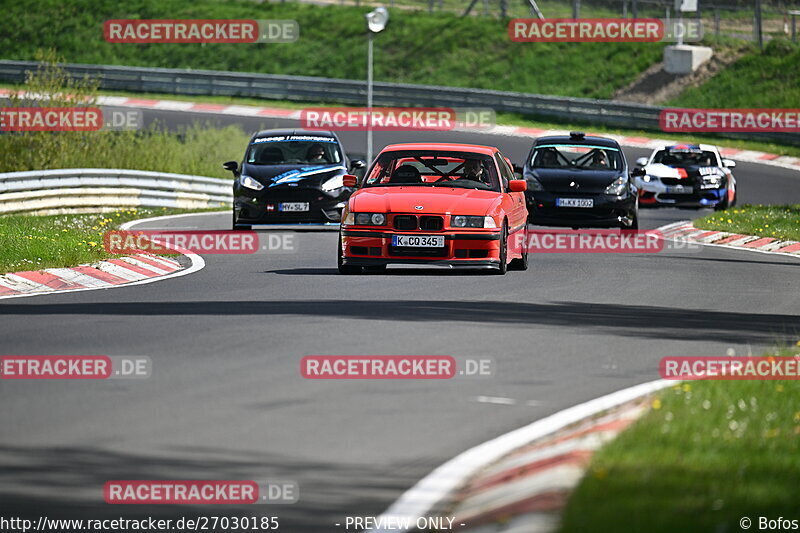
363, 150, 501, 192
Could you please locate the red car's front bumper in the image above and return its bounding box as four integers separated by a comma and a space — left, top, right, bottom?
340, 228, 503, 268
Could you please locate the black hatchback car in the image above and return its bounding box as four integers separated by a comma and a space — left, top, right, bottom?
225, 129, 365, 229
521, 132, 641, 229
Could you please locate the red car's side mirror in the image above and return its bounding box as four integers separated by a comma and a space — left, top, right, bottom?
508, 179, 527, 193
342, 174, 358, 188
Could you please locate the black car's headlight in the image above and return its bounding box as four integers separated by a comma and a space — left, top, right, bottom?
321, 175, 344, 192
604, 176, 628, 196
347, 213, 386, 226
525, 174, 545, 191
451, 215, 495, 228
700, 175, 724, 189
240, 175, 264, 191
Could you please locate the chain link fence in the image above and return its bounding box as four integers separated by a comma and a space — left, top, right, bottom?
280, 0, 799, 42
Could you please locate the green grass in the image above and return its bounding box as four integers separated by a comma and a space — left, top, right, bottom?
558, 346, 800, 533
0, 122, 249, 178
693, 204, 800, 242
0, 0, 664, 100
0, 207, 226, 274
670, 39, 800, 108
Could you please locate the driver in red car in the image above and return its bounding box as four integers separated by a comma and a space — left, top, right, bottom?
461, 158, 485, 182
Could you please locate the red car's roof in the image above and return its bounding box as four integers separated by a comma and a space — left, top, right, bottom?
380, 143, 499, 156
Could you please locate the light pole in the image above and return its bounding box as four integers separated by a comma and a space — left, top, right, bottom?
365, 7, 389, 166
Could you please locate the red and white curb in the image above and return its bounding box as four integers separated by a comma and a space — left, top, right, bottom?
658, 221, 800, 258
2, 89, 793, 172
0, 216, 206, 300
0, 252, 183, 300
367, 379, 674, 533
445, 401, 648, 533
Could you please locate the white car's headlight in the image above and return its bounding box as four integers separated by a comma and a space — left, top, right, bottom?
642, 174, 654, 183
604, 176, 628, 196
700, 175, 723, 189
240, 175, 264, 191
321, 175, 344, 192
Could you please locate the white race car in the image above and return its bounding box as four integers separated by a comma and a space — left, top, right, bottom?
633, 143, 737, 210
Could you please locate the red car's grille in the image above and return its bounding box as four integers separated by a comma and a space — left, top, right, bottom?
392, 215, 444, 231
393, 215, 417, 230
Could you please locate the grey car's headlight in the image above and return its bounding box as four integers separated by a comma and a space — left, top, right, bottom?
451, 215, 496, 228
354, 213, 386, 226
240, 175, 264, 191
604, 176, 628, 196
321, 175, 344, 192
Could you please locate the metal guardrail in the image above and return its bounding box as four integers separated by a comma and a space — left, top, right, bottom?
0, 60, 798, 145
0, 168, 232, 215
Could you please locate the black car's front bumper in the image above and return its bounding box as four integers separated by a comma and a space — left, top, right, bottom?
234, 184, 351, 224
525, 191, 637, 228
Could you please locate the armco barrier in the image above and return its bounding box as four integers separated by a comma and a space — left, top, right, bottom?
0, 169, 232, 215
1, 60, 798, 146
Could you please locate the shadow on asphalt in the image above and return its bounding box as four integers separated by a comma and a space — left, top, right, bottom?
651, 254, 800, 268
1, 300, 797, 344
267, 267, 491, 276
0, 444, 420, 533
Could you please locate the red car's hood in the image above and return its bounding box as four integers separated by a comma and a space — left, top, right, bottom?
350, 186, 502, 216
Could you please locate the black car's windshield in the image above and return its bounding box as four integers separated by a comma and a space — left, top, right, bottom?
531, 144, 623, 171
246, 135, 342, 165
652, 148, 718, 168
363, 150, 500, 192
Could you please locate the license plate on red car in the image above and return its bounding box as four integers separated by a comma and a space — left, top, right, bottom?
392, 235, 445, 247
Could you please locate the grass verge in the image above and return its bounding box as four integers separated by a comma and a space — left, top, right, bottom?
0, 207, 223, 274
668, 39, 800, 109
693, 204, 800, 242
558, 346, 800, 533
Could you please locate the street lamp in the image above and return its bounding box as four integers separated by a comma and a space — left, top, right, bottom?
365, 7, 389, 166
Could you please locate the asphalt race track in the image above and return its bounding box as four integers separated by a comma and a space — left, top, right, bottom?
1, 109, 798, 530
